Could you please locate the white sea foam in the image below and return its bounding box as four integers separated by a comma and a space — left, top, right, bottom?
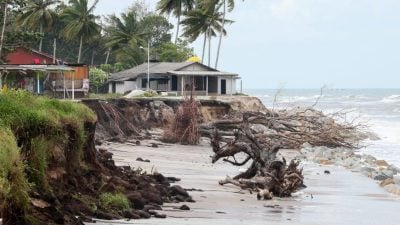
278, 95, 323, 103
381, 95, 400, 103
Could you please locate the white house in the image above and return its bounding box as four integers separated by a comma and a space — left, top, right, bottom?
108, 62, 240, 96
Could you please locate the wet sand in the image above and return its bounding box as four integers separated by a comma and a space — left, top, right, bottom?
88, 140, 400, 225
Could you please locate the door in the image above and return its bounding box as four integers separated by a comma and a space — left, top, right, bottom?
221, 79, 226, 95
171, 75, 178, 91
112, 82, 116, 93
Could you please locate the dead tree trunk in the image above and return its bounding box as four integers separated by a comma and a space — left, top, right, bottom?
207, 108, 360, 199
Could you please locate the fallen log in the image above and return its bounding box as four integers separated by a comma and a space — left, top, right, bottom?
209, 108, 361, 199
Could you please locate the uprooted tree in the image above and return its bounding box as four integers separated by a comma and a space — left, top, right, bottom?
162, 86, 200, 145
202, 108, 361, 199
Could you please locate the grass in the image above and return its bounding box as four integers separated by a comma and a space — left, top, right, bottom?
99, 193, 131, 211
0, 127, 30, 218
0, 89, 97, 221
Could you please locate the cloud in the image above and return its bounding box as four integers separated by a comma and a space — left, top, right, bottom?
269, 0, 298, 18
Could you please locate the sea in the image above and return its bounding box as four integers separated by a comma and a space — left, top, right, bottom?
245, 89, 400, 167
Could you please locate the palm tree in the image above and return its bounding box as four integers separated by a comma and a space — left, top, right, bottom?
105, 12, 146, 51
181, 0, 232, 66
61, 0, 101, 63
104, 11, 147, 66
0, 1, 8, 60
157, 0, 195, 44
215, 0, 237, 69
16, 0, 60, 52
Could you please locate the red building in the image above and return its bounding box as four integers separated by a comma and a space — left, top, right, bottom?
6, 47, 64, 64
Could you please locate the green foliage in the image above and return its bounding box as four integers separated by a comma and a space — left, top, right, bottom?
89, 67, 107, 93
99, 64, 113, 73
27, 136, 49, 191
157, 40, 193, 62
0, 127, 30, 218
181, 1, 233, 42
99, 193, 131, 211
60, 0, 101, 63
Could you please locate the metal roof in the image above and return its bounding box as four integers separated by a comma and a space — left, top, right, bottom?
170, 71, 238, 76
0, 65, 75, 72
109, 62, 237, 82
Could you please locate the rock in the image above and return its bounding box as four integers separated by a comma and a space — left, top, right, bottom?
375, 160, 389, 167
154, 213, 167, 218
170, 185, 189, 197
324, 170, 331, 174
382, 169, 395, 179
372, 171, 390, 181
122, 210, 141, 219
135, 140, 141, 145
360, 166, 375, 177
135, 210, 151, 219
380, 178, 395, 187
388, 164, 400, 174
394, 175, 400, 185
319, 159, 333, 165
383, 184, 400, 195
151, 143, 159, 148
362, 154, 377, 164
95, 210, 119, 220
126, 192, 145, 209
31, 199, 51, 209
179, 204, 190, 210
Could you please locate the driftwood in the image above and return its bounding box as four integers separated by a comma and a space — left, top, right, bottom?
205, 108, 360, 199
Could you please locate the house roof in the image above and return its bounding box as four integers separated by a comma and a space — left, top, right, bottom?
0, 64, 75, 72
109, 62, 238, 82
7, 47, 67, 64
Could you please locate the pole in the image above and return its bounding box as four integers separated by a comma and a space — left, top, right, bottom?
37, 72, 40, 94
63, 71, 65, 99
53, 38, 57, 64
147, 41, 150, 91
72, 71, 75, 100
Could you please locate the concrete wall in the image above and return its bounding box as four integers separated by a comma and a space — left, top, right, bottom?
109, 81, 137, 94
180, 64, 210, 72
218, 76, 236, 95
124, 81, 137, 92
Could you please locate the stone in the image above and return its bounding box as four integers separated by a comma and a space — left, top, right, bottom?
382, 169, 395, 179
375, 160, 389, 167
170, 185, 189, 197
393, 175, 400, 185
372, 171, 390, 181
380, 178, 395, 187
179, 204, 190, 210
383, 184, 400, 195
360, 166, 375, 177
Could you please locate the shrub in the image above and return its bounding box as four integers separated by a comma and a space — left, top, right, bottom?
99, 193, 131, 210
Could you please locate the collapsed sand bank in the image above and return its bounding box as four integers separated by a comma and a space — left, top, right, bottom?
88, 140, 400, 225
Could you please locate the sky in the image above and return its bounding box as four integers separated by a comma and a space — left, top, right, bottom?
88, 0, 400, 89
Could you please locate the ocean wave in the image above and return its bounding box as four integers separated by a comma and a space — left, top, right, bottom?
278, 95, 323, 103
381, 95, 400, 103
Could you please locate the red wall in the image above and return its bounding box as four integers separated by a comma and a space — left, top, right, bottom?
6, 48, 54, 64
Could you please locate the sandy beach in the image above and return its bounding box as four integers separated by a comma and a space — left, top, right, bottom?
88, 139, 400, 225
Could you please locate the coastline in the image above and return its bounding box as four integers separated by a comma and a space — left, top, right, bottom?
88, 139, 400, 225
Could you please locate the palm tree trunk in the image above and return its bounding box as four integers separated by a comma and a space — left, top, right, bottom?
175, 13, 181, 44
208, 29, 211, 67
78, 35, 83, 63
215, 0, 226, 69
39, 23, 43, 52
201, 32, 206, 63
91, 49, 95, 66
0, 2, 8, 60
105, 48, 110, 64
